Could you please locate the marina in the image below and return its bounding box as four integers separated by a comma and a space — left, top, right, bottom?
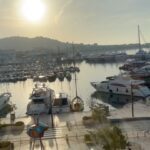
1, 28, 150, 150
1, 1, 150, 149
1, 50, 150, 149
0, 61, 122, 117
1, 47, 150, 118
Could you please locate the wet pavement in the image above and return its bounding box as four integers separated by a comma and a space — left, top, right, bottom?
1, 108, 150, 149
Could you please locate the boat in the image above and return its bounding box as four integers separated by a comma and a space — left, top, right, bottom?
0, 92, 11, 110
91, 74, 150, 98
70, 46, 84, 112
135, 25, 150, 60
130, 65, 150, 87
120, 26, 150, 86
119, 59, 147, 71
47, 72, 56, 82
52, 93, 70, 113
131, 65, 150, 78
69, 66, 80, 73
65, 71, 72, 81
91, 91, 140, 107
26, 83, 55, 115
71, 96, 84, 111
85, 52, 127, 63
37, 75, 47, 82
57, 72, 64, 82
114, 52, 127, 61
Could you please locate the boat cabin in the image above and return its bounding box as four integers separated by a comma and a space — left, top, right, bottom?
53, 93, 69, 106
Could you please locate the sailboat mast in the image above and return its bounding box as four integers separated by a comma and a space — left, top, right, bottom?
72, 44, 78, 97
138, 25, 141, 51
74, 68, 78, 97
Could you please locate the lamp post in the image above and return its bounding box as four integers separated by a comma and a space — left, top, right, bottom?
131, 82, 134, 118
50, 104, 54, 128
50, 89, 54, 128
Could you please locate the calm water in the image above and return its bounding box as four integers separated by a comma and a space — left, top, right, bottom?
0, 61, 123, 117
3, 48, 149, 118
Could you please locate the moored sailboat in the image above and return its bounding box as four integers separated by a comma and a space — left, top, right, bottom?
70, 46, 84, 111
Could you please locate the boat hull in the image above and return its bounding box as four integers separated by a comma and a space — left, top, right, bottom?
26, 102, 49, 115
91, 82, 150, 98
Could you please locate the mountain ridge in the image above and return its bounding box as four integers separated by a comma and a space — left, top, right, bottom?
0, 36, 149, 52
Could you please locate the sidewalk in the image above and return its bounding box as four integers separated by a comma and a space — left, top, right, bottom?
1, 110, 150, 149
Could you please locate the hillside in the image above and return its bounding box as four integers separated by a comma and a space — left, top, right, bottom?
0, 36, 149, 52
0, 36, 69, 51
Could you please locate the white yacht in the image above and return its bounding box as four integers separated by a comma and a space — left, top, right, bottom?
0, 92, 11, 110
131, 65, 150, 78
52, 93, 70, 114
26, 83, 55, 115
134, 25, 150, 60
119, 59, 147, 71
91, 74, 150, 98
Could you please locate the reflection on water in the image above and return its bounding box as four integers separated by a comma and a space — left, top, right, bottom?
0, 61, 124, 117
0, 104, 13, 117
91, 91, 141, 108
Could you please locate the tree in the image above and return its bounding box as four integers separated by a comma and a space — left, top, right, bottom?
91, 104, 109, 123
90, 126, 128, 150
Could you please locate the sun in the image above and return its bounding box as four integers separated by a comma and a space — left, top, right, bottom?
21, 0, 46, 22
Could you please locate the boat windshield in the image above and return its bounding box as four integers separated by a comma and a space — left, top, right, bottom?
53, 98, 68, 106
101, 81, 108, 83
33, 98, 45, 103
32, 90, 47, 97
62, 98, 68, 105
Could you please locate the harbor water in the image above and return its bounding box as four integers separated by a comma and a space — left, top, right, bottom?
0, 61, 123, 117
2, 48, 150, 118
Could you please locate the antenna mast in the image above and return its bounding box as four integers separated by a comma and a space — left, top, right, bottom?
138, 25, 141, 51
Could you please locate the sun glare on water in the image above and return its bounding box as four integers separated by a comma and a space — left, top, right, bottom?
21, 0, 46, 22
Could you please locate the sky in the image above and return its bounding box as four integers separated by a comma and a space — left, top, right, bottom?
0, 0, 150, 45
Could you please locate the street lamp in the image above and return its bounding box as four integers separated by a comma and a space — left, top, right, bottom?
49, 89, 54, 128
131, 81, 134, 118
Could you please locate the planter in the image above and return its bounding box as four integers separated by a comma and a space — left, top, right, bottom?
12, 125, 24, 131
0, 122, 25, 134
84, 134, 95, 145
0, 126, 11, 133
11, 123, 25, 134
0, 141, 14, 150
82, 116, 98, 126
0, 146, 11, 150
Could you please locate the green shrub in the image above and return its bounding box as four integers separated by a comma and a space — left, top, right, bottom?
0, 141, 14, 148
84, 134, 92, 142
82, 116, 92, 121
14, 121, 24, 126
0, 124, 10, 129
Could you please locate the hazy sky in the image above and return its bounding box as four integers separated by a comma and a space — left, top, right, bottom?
0, 0, 150, 44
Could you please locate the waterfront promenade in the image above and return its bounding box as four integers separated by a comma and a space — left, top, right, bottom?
0, 118, 145, 150
0, 110, 150, 150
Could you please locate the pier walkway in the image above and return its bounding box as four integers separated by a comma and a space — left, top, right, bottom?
1, 104, 150, 149
1, 115, 150, 150
0, 121, 146, 150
